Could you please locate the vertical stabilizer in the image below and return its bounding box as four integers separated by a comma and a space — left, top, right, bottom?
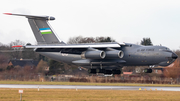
28, 19, 63, 45
4, 13, 65, 45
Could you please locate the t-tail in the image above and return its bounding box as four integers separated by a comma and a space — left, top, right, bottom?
4, 13, 65, 45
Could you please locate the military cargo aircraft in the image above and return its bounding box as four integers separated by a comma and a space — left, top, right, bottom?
4, 13, 178, 75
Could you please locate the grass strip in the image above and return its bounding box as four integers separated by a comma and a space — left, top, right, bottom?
0, 88, 180, 101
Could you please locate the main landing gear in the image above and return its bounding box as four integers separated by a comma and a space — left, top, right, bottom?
143, 68, 152, 73
136, 67, 153, 73
88, 68, 121, 75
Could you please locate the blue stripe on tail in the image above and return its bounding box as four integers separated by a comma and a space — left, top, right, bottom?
39, 28, 50, 31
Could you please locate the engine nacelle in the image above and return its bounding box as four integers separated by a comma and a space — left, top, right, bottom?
105, 48, 124, 58
81, 50, 106, 59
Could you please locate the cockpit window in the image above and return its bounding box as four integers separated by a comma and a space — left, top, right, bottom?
159, 48, 171, 51
166, 48, 170, 51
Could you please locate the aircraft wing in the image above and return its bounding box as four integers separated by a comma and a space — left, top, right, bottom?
25, 42, 124, 48
24, 42, 125, 54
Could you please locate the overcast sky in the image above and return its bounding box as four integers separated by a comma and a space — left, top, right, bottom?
0, 0, 180, 50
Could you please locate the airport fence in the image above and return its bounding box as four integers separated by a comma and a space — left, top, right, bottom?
0, 74, 179, 84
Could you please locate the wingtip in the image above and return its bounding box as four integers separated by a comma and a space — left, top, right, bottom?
3, 13, 12, 15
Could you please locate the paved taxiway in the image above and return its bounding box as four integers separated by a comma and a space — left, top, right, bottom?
0, 84, 180, 91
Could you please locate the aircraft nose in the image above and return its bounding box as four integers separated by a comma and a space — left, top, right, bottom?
172, 52, 178, 59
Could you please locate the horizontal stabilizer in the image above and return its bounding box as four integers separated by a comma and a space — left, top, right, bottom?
4, 13, 55, 20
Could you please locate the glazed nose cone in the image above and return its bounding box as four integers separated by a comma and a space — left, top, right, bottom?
172, 52, 178, 59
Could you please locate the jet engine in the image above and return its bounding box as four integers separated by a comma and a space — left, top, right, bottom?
105, 48, 124, 58
81, 48, 106, 59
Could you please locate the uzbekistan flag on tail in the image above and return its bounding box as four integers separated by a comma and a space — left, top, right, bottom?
39, 28, 52, 34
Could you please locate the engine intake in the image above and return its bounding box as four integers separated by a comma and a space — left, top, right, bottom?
81, 50, 106, 59
105, 48, 124, 58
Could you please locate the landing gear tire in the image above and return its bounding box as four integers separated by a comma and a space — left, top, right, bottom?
144, 68, 152, 73
104, 70, 112, 74
88, 69, 96, 74
112, 69, 121, 74
89, 68, 122, 75
96, 69, 105, 73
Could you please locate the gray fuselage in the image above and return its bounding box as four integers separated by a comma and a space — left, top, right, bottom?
37, 43, 177, 69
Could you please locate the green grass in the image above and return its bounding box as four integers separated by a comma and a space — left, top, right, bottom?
0, 80, 180, 87
0, 88, 180, 101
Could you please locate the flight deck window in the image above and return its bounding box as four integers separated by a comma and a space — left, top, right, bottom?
159, 48, 171, 51
166, 48, 170, 51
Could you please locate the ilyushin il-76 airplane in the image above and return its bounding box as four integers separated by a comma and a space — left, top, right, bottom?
4, 13, 178, 75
